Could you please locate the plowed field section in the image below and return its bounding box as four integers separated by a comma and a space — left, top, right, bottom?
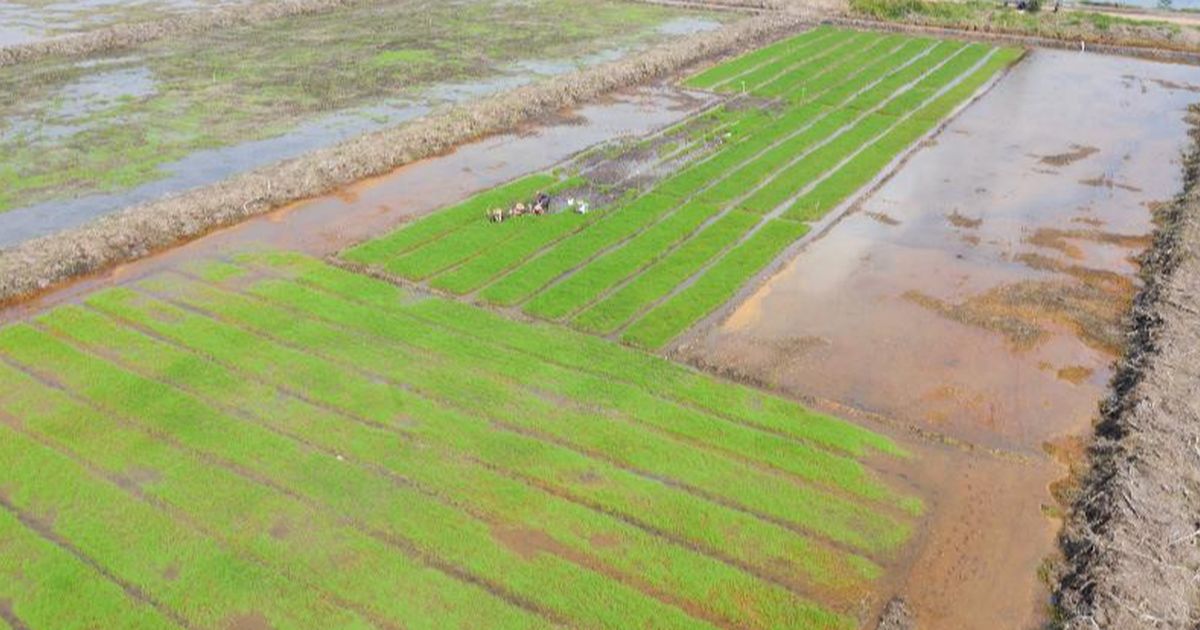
0, 252, 920, 630
343, 28, 1021, 349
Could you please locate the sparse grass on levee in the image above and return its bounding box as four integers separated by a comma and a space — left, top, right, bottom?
343, 29, 1021, 349
0, 251, 924, 629
0, 0, 726, 213
849, 0, 1200, 53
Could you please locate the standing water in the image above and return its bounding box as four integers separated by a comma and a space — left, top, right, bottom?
679, 49, 1200, 628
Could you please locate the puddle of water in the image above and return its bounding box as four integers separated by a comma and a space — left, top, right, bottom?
689, 49, 1197, 451
2, 66, 158, 142
0, 84, 712, 322
655, 16, 723, 36
680, 49, 1200, 628
0, 0, 253, 44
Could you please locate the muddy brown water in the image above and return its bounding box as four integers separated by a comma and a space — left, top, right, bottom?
679, 49, 1200, 628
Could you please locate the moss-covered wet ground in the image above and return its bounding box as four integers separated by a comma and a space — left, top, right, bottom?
0, 0, 723, 213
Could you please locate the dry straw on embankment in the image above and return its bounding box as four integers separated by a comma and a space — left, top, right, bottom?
828, 16, 1200, 64
0, 13, 808, 305
1056, 106, 1200, 630
0, 0, 371, 68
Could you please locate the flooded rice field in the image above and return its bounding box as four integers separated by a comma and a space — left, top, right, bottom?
0, 0, 723, 247
0, 84, 712, 324
0, 0, 257, 45
678, 48, 1200, 628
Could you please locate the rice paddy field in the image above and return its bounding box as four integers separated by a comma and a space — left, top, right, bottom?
7, 17, 1138, 630
0, 250, 921, 629
343, 27, 1023, 349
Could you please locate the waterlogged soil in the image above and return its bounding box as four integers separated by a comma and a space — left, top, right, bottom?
0, 85, 711, 323
0, 0, 724, 241
678, 49, 1200, 629
0, 0, 261, 45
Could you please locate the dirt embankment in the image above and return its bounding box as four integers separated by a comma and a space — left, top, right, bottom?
0, 13, 808, 306
0, 0, 374, 67
826, 16, 1200, 64
1055, 105, 1200, 629
633, 0, 848, 13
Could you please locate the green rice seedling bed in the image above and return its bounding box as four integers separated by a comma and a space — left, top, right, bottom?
724, 30, 865, 94
0, 332, 555, 629
343, 173, 556, 265
876, 44, 988, 116
622, 219, 810, 349
0, 505, 176, 630
247, 251, 908, 460
35, 302, 859, 623
0, 252, 927, 628
341, 29, 1019, 349
684, 26, 835, 90
739, 113, 897, 215
207, 264, 916, 514
522, 198, 722, 319
572, 210, 760, 334
479, 192, 681, 305
826, 39, 962, 112
0, 371, 375, 629
132, 272, 909, 555
230, 254, 908, 475
756, 33, 903, 99
809, 38, 934, 106
428, 209, 605, 294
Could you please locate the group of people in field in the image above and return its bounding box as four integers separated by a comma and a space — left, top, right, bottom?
488, 191, 588, 223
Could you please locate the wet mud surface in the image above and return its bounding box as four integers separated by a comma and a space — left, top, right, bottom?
0, 0, 255, 45
679, 49, 1200, 628
0, 85, 711, 325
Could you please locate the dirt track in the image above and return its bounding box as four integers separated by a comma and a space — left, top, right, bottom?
1056, 105, 1200, 630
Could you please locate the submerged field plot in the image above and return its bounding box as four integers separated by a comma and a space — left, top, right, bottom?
0, 251, 919, 629
0, 0, 721, 232
342, 27, 1022, 350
